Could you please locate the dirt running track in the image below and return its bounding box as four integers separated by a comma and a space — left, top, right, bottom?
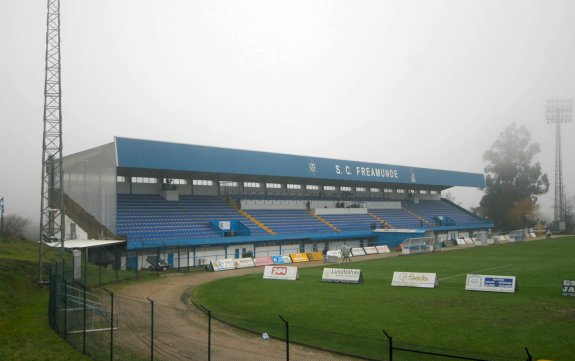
106, 253, 398, 361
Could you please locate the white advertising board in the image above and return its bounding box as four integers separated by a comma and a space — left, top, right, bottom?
218, 221, 231, 230
211, 259, 236, 272
351, 247, 366, 256
326, 250, 342, 258
233, 258, 255, 269
456, 238, 467, 246
263, 265, 299, 280
391, 272, 439, 288
465, 274, 517, 293
562, 280, 575, 297
375, 245, 390, 253
322, 268, 363, 284
363, 246, 378, 255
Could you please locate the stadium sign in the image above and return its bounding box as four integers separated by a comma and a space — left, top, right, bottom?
465, 274, 518, 293
322, 268, 363, 284
211, 259, 235, 272
263, 265, 299, 281
234, 258, 255, 269
391, 272, 439, 288
334, 164, 399, 179
562, 280, 575, 297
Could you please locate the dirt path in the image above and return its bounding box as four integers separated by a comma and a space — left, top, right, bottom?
105, 253, 398, 361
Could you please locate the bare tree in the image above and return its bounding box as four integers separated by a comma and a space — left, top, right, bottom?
1, 214, 30, 240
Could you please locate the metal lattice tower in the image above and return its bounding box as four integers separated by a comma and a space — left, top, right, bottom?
39, 0, 65, 282
545, 99, 572, 228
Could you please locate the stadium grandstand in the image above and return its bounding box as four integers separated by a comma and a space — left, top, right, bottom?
61, 137, 493, 270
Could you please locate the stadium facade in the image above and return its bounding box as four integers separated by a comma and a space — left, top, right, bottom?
61, 137, 493, 270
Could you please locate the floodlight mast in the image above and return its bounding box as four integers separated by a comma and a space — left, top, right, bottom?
545, 99, 572, 230
39, 0, 65, 283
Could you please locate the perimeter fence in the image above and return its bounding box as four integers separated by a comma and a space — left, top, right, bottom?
48, 259, 533, 361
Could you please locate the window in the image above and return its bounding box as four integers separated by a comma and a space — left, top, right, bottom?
220, 181, 238, 187
341, 186, 352, 191
244, 182, 261, 188
430, 190, 438, 195
356, 187, 366, 192
324, 185, 336, 191
193, 179, 213, 186
131, 177, 157, 184
117, 176, 126, 183
168, 178, 187, 185
397, 189, 405, 193
420, 190, 428, 194
266, 183, 282, 189
306, 185, 319, 190
370, 188, 380, 193
384, 188, 394, 193
287, 184, 301, 190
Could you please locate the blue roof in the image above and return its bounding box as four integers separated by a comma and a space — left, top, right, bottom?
115, 137, 485, 188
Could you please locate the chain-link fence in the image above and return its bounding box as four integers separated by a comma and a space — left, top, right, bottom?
48, 256, 533, 361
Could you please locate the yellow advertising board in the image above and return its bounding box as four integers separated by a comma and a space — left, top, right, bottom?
306, 252, 324, 261
289, 253, 310, 263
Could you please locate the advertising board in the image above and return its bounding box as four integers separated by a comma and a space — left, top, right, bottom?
271, 255, 292, 264
465, 274, 518, 293
307, 252, 324, 261
211, 259, 235, 272
290, 253, 310, 263
351, 247, 366, 256
253, 256, 274, 267
322, 268, 363, 284
375, 245, 390, 253
234, 258, 255, 269
562, 280, 575, 297
363, 246, 378, 255
391, 271, 439, 288
263, 265, 299, 280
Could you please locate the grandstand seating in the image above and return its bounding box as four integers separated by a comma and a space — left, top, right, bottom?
244, 209, 333, 234
320, 213, 377, 231
116, 195, 487, 242
369, 208, 423, 229
402, 200, 485, 226
116, 194, 268, 241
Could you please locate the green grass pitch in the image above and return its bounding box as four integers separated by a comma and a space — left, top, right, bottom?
192, 236, 575, 360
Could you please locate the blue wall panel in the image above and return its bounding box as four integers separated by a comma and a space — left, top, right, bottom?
115, 137, 485, 188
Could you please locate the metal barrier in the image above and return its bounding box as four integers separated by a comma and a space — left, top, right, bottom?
48, 258, 533, 361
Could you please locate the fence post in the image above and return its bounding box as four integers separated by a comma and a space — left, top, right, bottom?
279, 315, 289, 361
83, 283, 87, 355
104, 288, 114, 361
525, 347, 532, 361
147, 297, 154, 361
382, 330, 393, 361
115, 247, 119, 282
83, 249, 88, 287
63, 278, 68, 339
208, 309, 212, 361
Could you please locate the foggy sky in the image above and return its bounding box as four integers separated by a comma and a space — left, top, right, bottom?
1, 0, 574, 229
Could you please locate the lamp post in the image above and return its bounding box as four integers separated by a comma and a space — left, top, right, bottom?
0, 197, 4, 235
546, 99, 572, 231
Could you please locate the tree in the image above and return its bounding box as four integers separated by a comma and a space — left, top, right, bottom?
479, 123, 549, 231
0, 214, 30, 240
